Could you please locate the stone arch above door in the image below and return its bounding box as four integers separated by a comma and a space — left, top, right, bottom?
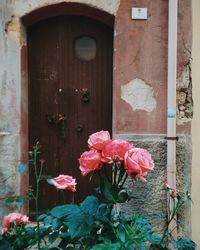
12, 0, 120, 18
6, 1, 117, 47
21, 2, 115, 27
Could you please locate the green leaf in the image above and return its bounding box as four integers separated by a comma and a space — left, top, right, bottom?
4, 198, 14, 206
0, 239, 11, 250
37, 213, 47, 221
96, 203, 110, 222
93, 242, 121, 250
80, 196, 99, 216
51, 204, 80, 219
66, 212, 94, 239
48, 231, 59, 244
99, 177, 118, 202
58, 238, 70, 248
148, 234, 162, 245
171, 237, 197, 249
117, 229, 126, 243
25, 227, 36, 236
44, 215, 53, 225
52, 218, 61, 230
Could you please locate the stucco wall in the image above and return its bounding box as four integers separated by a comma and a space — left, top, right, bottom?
113, 0, 192, 134
0, 0, 193, 237
192, 0, 200, 247
0, 0, 21, 218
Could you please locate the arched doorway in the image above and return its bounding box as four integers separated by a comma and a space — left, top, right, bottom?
25, 4, 113, 216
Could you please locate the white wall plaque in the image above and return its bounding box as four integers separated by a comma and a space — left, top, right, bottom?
131, 8, 147, 20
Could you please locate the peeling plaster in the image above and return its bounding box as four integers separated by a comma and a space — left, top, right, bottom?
11, 0, 120, 17
121, 78, 156, 112
5, 15, 25, 47
177, 62, 193, 125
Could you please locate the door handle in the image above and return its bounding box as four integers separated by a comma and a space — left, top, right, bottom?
46, 114, 66, 125
81, 88, 90, 103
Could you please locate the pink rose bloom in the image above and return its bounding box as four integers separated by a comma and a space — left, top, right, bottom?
21, 215, 30, 224
102, 139, 134, 163
88, 130, 111, 150
1, 227, 8, 235
50, 175, 77, 192
79, 149, 102, 176
124, 148, 154, 182
2, 212, 30, 235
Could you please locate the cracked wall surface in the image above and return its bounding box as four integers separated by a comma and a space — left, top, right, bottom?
121, 78, 156, 112
5, 15, 26, 47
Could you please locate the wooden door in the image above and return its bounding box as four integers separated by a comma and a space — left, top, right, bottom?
28, 16, 113, 215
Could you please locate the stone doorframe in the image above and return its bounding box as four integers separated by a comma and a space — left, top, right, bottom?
15, 2, 116, 214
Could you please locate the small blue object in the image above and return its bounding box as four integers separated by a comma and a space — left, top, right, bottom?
167, 108, 176, 118
47, 178, 53, 185
16, 198, 24, 207
18, 163, 27, 174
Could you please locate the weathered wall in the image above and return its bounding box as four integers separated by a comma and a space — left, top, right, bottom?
0, 0, 21, 218
0, 0, 193, 237
113, 0, 192, 134
192, 0, 200, 247
113, 0, 192, 234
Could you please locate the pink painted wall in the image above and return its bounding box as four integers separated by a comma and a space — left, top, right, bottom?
113, 0, 192, 135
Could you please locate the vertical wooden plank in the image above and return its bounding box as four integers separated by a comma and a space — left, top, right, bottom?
28, 16, 113, 214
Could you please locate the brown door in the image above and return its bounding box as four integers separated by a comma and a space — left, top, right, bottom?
28, 16, 113, 215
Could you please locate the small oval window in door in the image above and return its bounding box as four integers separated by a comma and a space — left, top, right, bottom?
75, 36, 96, 61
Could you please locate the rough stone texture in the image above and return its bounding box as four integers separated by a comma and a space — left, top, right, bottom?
5, 15, 26, 47
177, 62, 193, 125
0, 134, 20, 219
115, 134, 191, 235
121, 78, 156, 112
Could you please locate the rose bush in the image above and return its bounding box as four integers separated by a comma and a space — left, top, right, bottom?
1, 213, 29, 235
49, 174, 77, 192
0, 131, 196, 250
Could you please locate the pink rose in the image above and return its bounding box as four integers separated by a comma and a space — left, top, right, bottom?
79, 149, 102, 176
102, 139, 134, 163
88, 130, 111, 150
124, 148, 154, 182
50, 175, 77, 192
2, 213, 30, 234
1, 227, 8, 235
